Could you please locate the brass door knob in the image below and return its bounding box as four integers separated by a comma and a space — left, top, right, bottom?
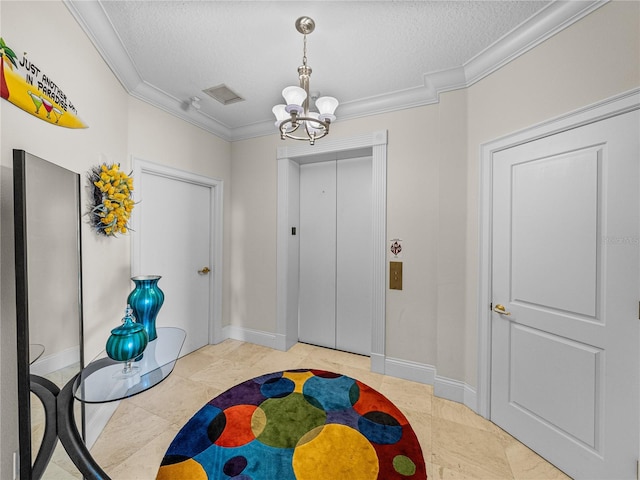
198, 267, 211, 274
493, 304, 511, 315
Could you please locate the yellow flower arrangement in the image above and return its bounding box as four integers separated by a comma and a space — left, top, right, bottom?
88, 163, 134, 236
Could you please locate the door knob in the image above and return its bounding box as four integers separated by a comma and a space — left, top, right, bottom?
493, 304, 511, 315
198, 267, 211, 275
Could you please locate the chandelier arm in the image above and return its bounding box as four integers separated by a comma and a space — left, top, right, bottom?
279, 116, 330, 145
278, 120, 302, 139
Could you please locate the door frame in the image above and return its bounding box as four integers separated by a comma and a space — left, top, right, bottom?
276, 130, 388, 373
130, 158, 224, 344
476, 88, 640, 418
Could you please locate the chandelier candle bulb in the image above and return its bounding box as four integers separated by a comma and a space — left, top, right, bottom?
316, 96, 338, 122
272, 104, 288, 125
282, 86, 306, 113
306, 112, 324, 136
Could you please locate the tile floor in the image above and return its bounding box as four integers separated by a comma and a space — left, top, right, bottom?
48, 339, 572, 479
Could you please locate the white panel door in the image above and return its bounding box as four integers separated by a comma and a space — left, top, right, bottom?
491, 110, 639, 479
299, 161, 337, 349
136, 172, 212, 356
336, 157, 372, 355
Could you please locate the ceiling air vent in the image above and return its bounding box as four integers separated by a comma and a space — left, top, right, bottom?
202, 84, 244, 105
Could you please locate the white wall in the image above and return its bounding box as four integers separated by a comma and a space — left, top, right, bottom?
230, 134, 282, 334
0, 2, 232, 478
126, 97, 233, 350
229, 0, 640, 394
464, 0, 640, 386
230, 94, 463, 370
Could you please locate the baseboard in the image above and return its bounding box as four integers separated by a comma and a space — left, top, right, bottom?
385, 356, 477, 412
370, 353, 385, 374
385, 356, 436, 385
30, 345, 80, 376
434, 375, 477, 411
273, 333, 291, 352
220, 328, 478, 412
223, 325, 279, 350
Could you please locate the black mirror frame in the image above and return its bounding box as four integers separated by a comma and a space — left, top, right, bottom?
13, 149, 85, 480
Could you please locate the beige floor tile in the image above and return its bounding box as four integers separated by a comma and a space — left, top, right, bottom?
223, 341, 273, 365
187, 357, 257, 390
432, 396, 509, 440
90, 402, 173, 472
252, 347, 309, 372
172, 349, 220, 378
504, 439, 572, 480
403, 408, 432, 457
126, 374, 220, 425
40, 457, 83, 480
196, 338, 244, 358
380, 375, 434, 414
291, 354, 346, 373
86, 341, 568, 480
107, 428, 179, 480
36, 443, 84, 480
304, 344, 371, 371
286, 342, 321, 356
431, 416, 514, 479
428, 461, 480, 479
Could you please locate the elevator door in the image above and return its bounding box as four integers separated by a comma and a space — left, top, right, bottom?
298, 157, 373, 355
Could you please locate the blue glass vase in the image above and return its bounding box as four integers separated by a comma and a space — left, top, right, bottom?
106, 305, 149, 374
127, 275, 164, 341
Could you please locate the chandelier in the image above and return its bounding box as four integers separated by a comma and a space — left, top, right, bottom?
272, 17, 339, 145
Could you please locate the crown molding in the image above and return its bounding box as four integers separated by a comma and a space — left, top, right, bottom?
462, 0, 607, 85
63, 0, 233, 139
64, 0, 606, 143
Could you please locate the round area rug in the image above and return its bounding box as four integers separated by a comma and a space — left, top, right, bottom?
156, 369, 427, 479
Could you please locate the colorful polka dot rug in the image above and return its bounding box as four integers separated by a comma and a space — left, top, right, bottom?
156, 369, 427, 479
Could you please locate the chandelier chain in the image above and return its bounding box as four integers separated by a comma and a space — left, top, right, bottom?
302, 34, 308, 66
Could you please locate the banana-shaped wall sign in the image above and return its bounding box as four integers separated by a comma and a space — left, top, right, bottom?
1, 37, 87, 129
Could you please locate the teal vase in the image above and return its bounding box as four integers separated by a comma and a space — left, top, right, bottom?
127, 275, 164, 341
106, 306, 149, 362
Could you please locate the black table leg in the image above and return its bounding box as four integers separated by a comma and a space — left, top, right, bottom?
30, 373, 111, 480
29, 376, 59, 480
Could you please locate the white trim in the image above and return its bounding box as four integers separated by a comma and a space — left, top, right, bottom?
276, 159, 300, 352
130, 158, 224, 345
370, 353, 385, 374
63, 0, 605, 142
223, 325, 279, 350
276, 131, 387, 373
463, 384, 478, 412
434, 375, 477, 411
384, 357, 477, 411
223, 321, 479, 411
463, 1, 606, 86
385, 357, 436, 385
476, 87, 640, 419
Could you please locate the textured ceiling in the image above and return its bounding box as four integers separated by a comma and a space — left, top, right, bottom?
64, 1, 604, 142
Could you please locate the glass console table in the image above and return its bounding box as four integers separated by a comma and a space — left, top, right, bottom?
30, 327, 185, 480
75, 327, 186, 403
29, 343, 45, 364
